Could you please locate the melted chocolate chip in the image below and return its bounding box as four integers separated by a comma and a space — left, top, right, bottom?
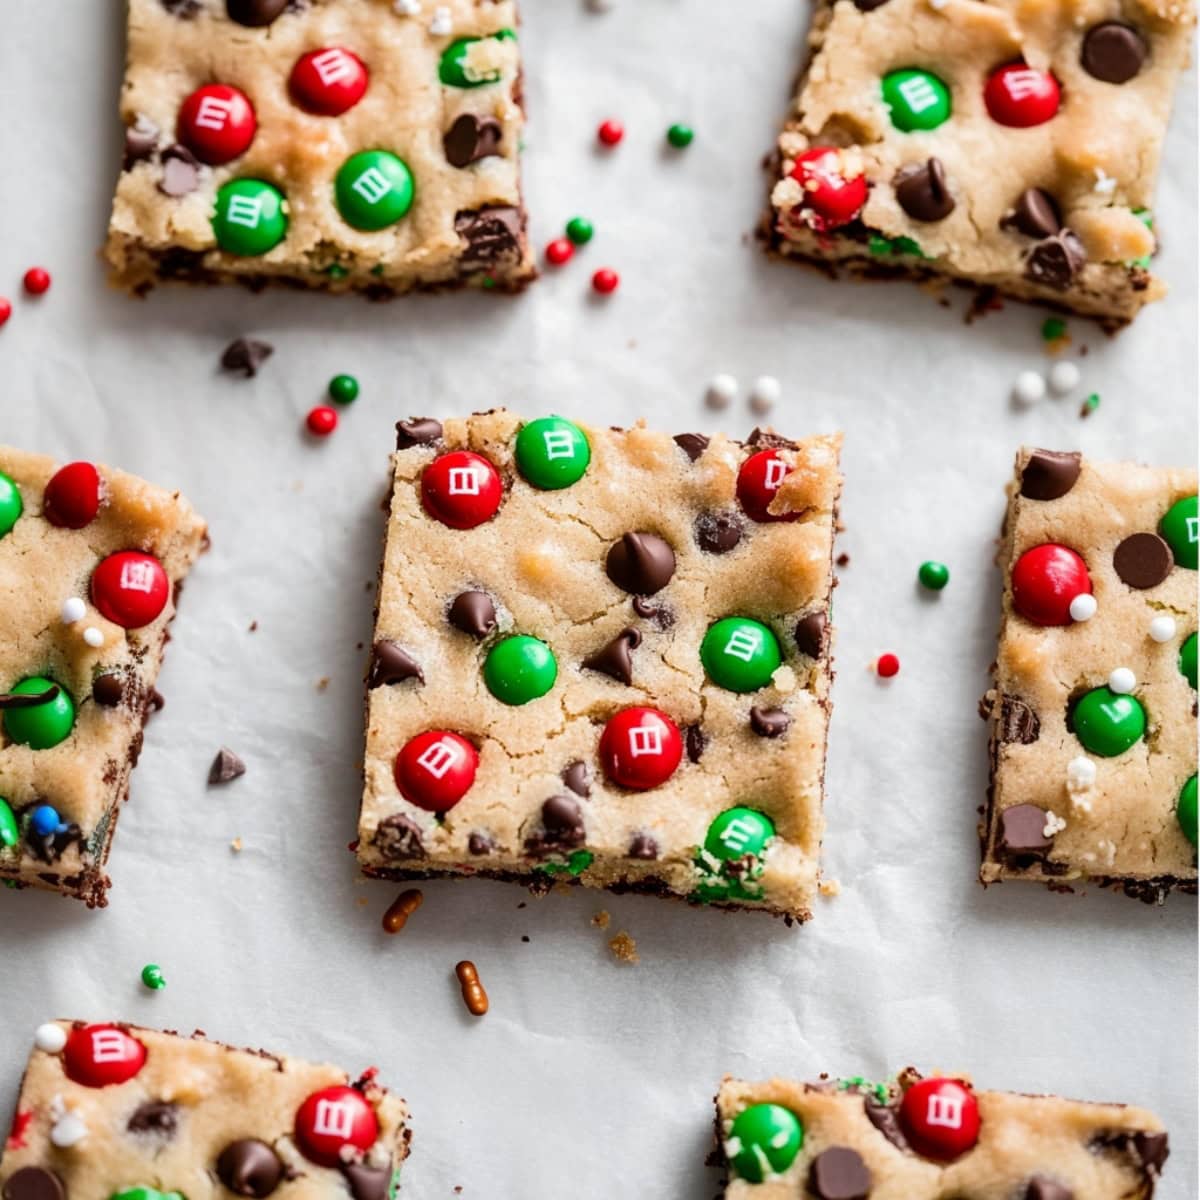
632, 596, 673, 627
893, 157, 955, 222
221, 337, 274, 378
998, 804, 1054, 860
374, 814, 425, 859
123, 114, 160, 167
468, 831, 494, 856
808, 1147, 872, 1200
562, 760, 592, 797
1026, 1178, 1074, 1200
1082, 22, 1147, 84
208, 747, 246, 785
0, 686, 60, 710
449, 590, 497, 638
158, 144, 201, 197
127, 1100, 179, 1136
444, 113, 503, 167
92, 675, 125, 707
1005, 188, 1063, 239
1026, 230, 1087, 290
795, 611, 828, 659
628, 832, 659, 859
535, 795, 586, 849
583, 628, 641, 685
369, 641, 424, 688
864, 1098, 909, 1152
340, 1162, 392, 1200
684, 724, 706, 763
673, 432, 709, 461
1113, 532, 1172, 589
395, 418, 443, 449
750, 706, 791, 738
1095, 1130, 1170, 1174
216, 1138, 285, 1197
998, 694, 1040, 744
1, 1168, 65, 1200
606, 532, 676, 595
695, 512, 743, 555
226, 0, 289, 25
455, 206, 523, 270
1020, 450, 1081, 500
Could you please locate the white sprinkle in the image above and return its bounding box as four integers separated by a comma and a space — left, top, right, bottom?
61, 597, 86, 624
1047, 360, 1080, 396
1069, 593, 1097, 622
749, 375, 782, 415
392, 0, 421, 13
50, 1114, 88, 1148
1149, 615, 1177, 642
929, 0, 949, 10
83, 627, 105, 648
705, 373, 738, 410
1108, 666, 1136, 694
1067, 756, 1097, 789
1012, 370, 1045, 406
1093, 167, 1117, 196
1043, 811, 1067, 837
429, 4, 451, 33
34, 1023, 67, 1054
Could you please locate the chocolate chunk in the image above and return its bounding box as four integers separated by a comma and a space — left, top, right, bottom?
684, 724, 706, 763
864, 1098, 909, 1152
216, 1138, 285, 1197
369, 640, 424, 688
449, 590, 497, 638
998, 694, 1040, 744
1005, 188, 1062, 239
673, 432, 709, 461
1020, 450, 1081, 500
226, 0, 289, 25
695, 512, 743, 555
893, 157, 955, 221
468, 831, 494, 856
0, 686, 60, 709
746, 427, 798, 451
1132, 1131, 1169, 1171
1, 1168, 65, 1200
583, 628, 642, 685
221, 337, 274, 378
999, 804, 1054, 859
562, 760, 592, 798
1026, 230, 1087, 290
606, 532, 676, 595
374, 814, 425, 859
1082, 22, 1147, 84
208, 747, 246, 785
1113, 532, 1172, 589
632, 596, 673, 627
1026, 1178, 1074, 1200
158, 144, 200, 197
443, 113, 503, 167
395, 418, 443, 449
92, 674, 125, 709
148, 688, 166, 716
537, 795, 586, 848
795, 611, 828, 659
628, 832, 658, 859
454, 206, 523, 270
127, 1100, 179, 1135
808, 1147, 872, 1200
853, 0, 890, 9
123, 114, 160, 167
340, 1162, 392, 1200
750, 706, 791, 738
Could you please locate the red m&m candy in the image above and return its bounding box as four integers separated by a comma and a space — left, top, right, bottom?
289, 47, 369, 116
394, 730, 478, 812
1011, 543, 1091, 626
598, 706, 682, 790
899, 1077, 981, 1161
984, 64, 1061, 127
91, 551, 169, 629
294, 1085, 378, 1167
737, 450, 798, 523
44, 462, 101, 529
421, 451, 502, 529
789, 147, 868, 231
63, 1024, 147, 1088
177, 84, 257, 165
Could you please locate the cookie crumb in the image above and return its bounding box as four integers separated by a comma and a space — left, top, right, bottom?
819, 877, 841, 897
230, 837, 243, 852
248, 620, 258, 632
591, 909, 611, 930
316, 676, 330, 692
836, 552, 851, 567
608, 932, 639, 964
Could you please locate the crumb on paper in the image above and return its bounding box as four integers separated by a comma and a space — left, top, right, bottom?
316, 676, 330, 692
592, 909, 611, 930
356, 896, 368, 907
836, 552, 850, 567
248, 620, 258, 632
520, 935, 530, 943
819, 877, 841, 897
608, 932, 639, 964
230, 837, 243, 853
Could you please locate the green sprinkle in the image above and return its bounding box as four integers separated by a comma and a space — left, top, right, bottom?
565, 216, 594, 245
533, 850, 594, 877
1041, 317, 1067, 341
328, 374, 360, 405
838, 1076, 889, 1105
666, 123, 694, 148
891, 235, 924, 258
1081, 392, 1101, 417
481, 275, 497, 290
918, 560, 950, 591
141, 964, 165, 990
868, 234, 893, 257
326, 263, 349, 280
370, 263, 386, 277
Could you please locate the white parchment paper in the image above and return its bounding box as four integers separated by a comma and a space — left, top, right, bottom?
0, 1, 1195, 1195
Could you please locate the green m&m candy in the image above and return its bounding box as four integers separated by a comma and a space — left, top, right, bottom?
1181, 632, 1197, 689
706, 807, 776, 861
335, 151, 414, 231
1160, 495, 1198, 569
1178, 775, 1198, 849
213, 179, 288, 256
109, 1190, 185, 1200
438, 30, 516, 88
3, 677, 76, 750
882, 68, 952, 132
484, 635, 557, 705
1072, 686, 1145, 757
515, 417, 590, 490
0, 471, 22, 538
727, 1103, 803, 1182
701, 618, 781, 692
0, 798, 18, 849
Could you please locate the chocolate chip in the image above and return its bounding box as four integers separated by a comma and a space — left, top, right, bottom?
1113, 532, 1172, 589
339, 1162, 392, 1200
684, 724, 706, 763
1132, 1131, 1170, 1171
444, 113, 503, 167
1026, 230, 1087, 290
999, 804, 1055, 859
1020, 450, 1081, 500
454, 206, 523, 270
468, 831, 494, 855
695, 512, 743, 555
853, 0, 890, 9
123, 114, 160, 168
562, 760, 592, 798
158, 144, 200, 197
746, 427, 798, 451
998, 694, 1040, 743
208, 747, 246, 785
216, 1138, 285, 1197
1005, 188, 1062, 239
632, 596, 674, 627
1082, 22, 1147, 84
220, 337, 274, 378
673, 432, 709, 461
864, 1098, 909, 1152
369, 640, 424, 688
893, 157, 955, 222
0, 686, 60, 709
148, 688, 166, 716
1, 1168, 65, 1200
808, 1147, 872, 1200
537, 795, 586, 848
628, 832, 658, 859
374, 814, 425, 859
606, 532, 676, 594
395, 418, 443, 449
583, 628, 642, 685
1026, 1178, 1074, 1200
226, 0, 289, 25
794, 611, 828, 659
127, 1100, 179, 1135
449, 590, 497, 638
750, 706, 791, 738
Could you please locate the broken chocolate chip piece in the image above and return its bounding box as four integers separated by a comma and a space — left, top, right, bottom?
455, 206, 523, 270
628, 832, 659, 859
562, 760, 592, 798
0, 686, 60, 709
1005, 188, 1062, 239
339, 1162, 392, 1200
864, 1098, 910, 1152
216, 1138, 285, 1197
583, 628, 642, 685
893, 157, 955, 222
673, 432, 709, 461
1113, 532, 1172, 589
448, 590, 497, 638
443, 113, 503, 167
1026, 230, 1087, 290
127, 1100, 179, 1136
369, 640, 424, 688
1081, 22, 1147, 84
92, 674, 126, 707
374, 813, 425, 859
123, 114, 160, 168
684, 724, 706, 763
220, 337, 274, 378
808, 1147, 872, 1200
208, 747, 246, 785
1, 1167, 66, 1200
158, 144, 201, 197
395, 417, 444, 449
535, 795, 586, 849
605, 532, 676, 595
750, 706, 791, 738
467, 831, 494, 856
1020, 450, 1081, 501
1025, 1177, 1074, 1200
998, 694, 1040, 744
998, 803, 1055, 860
695, 511, 743, 555
794, 611, 828, 659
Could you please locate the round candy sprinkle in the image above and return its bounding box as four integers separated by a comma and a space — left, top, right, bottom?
0, 470, 23, 538
421, 450, 503, 529
918, 561, 949, 590
597, 118, 624, 146
289, 47, 369, 116
306, 405, 338, 436
1180, 632, 1197, 689
438, 30, 515, 88
737, 449, 796, 523
0, 298, 11, 326
177, 84, 256, 165
749, 375, 781, 416
23, 267, 51, 295
1069, 593, 1097, 622
706, 373, 737, 410
1047, 360, 1080, 395
592, 267, 619, 294
1108, 666, 1136, 694
44, 461, 101, 529
565, 216, 594, 244
1178, 775, 1197, 849
666, 122, 694, 148
788, 146, 867, 230
1160, 494, 1197, 569
83, 627, 105, 649
91, 551, 169, 628
212, 179, 288, 256
881, 68, 951, 132
876, 652, 900, 678
1149, 615, 1177, 643
30, 805, 62, 838
335, 150, 415, 231
328, 374, 359, 405
727, 1103, 803, 1182
701, 617, 782, 693
545, 237, 574, 265
63, 1024, 147, 1088
0, 797, 17, 848
33, 1023, 67, 1053
294, 1085, 378, 1166
1073, 686, 1145, 757
598, 706, 682, 790
515, 416, 590, 490
395, 730, 478, 812
1011, 370, 1046, 406
899, 1077, 980, 1161
705, 807, 775, 861
140, 964, 166, 990
984, 63, 1061, 127
3, 678, 75, 750
1011, 543, 1091, 626
484, 635, 557, 705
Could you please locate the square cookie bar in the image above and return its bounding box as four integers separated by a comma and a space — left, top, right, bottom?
0, 1020, 410, 1198
980, 448, 1197, 901
765, 0, 1195, 326
0, 448, 207, 906
716, 1069, 1169, 1197
105, 0, 533, 295
358, 410, 841, 921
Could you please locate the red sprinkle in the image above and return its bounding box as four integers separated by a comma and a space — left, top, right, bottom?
0, 298, 11, 327
597, 119, 624, 147
22, 268, 50, 296
876, 653, 900, 678
306, 405, 338, 437
592, 268, 619, 295
545, 237, 574, 266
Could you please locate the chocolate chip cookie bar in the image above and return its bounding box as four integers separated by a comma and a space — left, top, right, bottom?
0, 448, 207, 906
716, 1069, 1169, 1197
358, 410, 841, 921
105, 0, 533, 295
765, 0, 1195, 326
0, 1020, 409, 1198
980, 448, 1197, 902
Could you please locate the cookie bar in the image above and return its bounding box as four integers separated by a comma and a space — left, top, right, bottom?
0, 448, 207, 906
358, 410, 841, 921
980, 448, 1197, 902
0, 1020, 410, 1198
716, 1069, 1169, 1197
105, 0, 534, 296
765, 0, 1195, 326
